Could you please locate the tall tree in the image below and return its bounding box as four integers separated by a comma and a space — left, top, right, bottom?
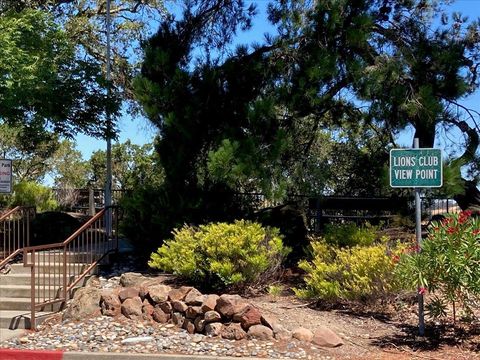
135, 0, 480, 224
0, 8, 119, 138
2, 0, 167, 108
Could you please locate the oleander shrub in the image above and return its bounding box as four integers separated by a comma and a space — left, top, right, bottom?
395, 211, 480, 322
148, 220, 290, 289
295, 235, 401, 301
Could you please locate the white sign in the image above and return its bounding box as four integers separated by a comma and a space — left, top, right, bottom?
0, 159, 13, 194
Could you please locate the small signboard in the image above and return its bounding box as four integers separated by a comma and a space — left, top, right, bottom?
390, 149, 442, 188
0, 159, 13, 194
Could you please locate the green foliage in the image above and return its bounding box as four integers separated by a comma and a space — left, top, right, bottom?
322, 223, 378, 247
89, 140, 163, 190
148, 220, 290, 289
48, 140, 90, 188
267, 284, 284, 298
395, 211, 480, 321
0, 9, 118, 138
0, 123, 60, 182
295, 236, 399, 301
10, 181, 58, 212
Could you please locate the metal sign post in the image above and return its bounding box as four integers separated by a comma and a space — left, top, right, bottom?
413, 139, 425, 336
389, 138, 443, 336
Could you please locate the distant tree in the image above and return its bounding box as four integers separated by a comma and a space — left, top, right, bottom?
88, 140, 163, 190
0, 124, 59, 182
48, 140, 90, 189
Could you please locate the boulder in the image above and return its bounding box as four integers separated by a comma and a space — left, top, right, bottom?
142, 303, 154, 320
247, 325, 274, 340
184, 288, 203, 305
292, 327, 313, 342
215, 294, 246, 319
260, 313, 291, 340
185, 306, 202, 319
204, 310, 222, 323
221, 323, 247, 340
260, 314, 278, 330
312, 326, 344, 348
204, 322, 223, 337
201, 294, 219, 313
152, 307, 170, 323
157, 301, 173, 314
168, 286, 193, 302
183, 319, 196, 334
119, 272, 148, 288
100, 292, 121, 317
146, 284, 172, 303
172, 300, 188, 313
118, 287, 140, 302
233, 304, 262, 330
272, 324, 291, 341
172, 312, 185, 327
63, 287, 101, 321
121, 297, 143, 319
194, 316, 206, 332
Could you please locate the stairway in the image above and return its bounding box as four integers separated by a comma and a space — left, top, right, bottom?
0, 252, 99, 332
0, 207, 118, 341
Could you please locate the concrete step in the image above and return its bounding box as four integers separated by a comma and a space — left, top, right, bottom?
0, 297, 63, 311
9, 263, 96, 275
0, 273, 56, 286
0, 310, 54, 329
0, 284, 61, 298
26, 251, 103, 263
0, 273, 31, 286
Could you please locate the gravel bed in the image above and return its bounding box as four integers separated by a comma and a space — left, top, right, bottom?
1, 316, 332, 359
0, 253, 334, 359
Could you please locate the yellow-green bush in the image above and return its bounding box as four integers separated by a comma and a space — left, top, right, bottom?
10, 181, 58, 212
295, 237, 400, 301
323, 223, 379, 247
148, 220, 290, 289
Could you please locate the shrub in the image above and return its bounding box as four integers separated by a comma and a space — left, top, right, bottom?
11, 181, 58, 212
295, 236, 400, 301
395, 211, 480, 322
148, 220, 290, 289
322, 222, 378, 247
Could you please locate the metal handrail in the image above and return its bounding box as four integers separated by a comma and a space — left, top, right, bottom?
0, 206, 21, 221
23, 206, 119, 329
0, 206, 36, 269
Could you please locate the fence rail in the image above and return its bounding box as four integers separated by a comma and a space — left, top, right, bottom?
22, 206, 119, 329
0, 206, 36, 269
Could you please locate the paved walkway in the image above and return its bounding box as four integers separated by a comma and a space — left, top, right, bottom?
0, 329, 25, 343
0, 349, 266, 360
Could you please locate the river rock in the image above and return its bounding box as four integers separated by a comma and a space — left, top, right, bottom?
312, 326, 344, 347
247, 325, 274, 340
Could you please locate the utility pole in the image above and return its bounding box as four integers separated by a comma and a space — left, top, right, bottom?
105, 0, 113, 236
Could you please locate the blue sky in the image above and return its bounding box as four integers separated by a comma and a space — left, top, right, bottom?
75, 0, 480, 161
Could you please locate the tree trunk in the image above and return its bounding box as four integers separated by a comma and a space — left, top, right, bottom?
454, 180, 480, 212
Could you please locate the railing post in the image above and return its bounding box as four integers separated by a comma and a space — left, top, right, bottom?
30, 249, 36, 330
89, 187, 96, 216
63, 245, 67, 301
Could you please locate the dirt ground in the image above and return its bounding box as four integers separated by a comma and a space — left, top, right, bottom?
249, 289, 480, 360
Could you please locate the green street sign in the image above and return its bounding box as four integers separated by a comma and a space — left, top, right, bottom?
390, 148, 442, 188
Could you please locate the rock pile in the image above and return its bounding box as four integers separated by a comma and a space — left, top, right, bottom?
63, 272, 343, 348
